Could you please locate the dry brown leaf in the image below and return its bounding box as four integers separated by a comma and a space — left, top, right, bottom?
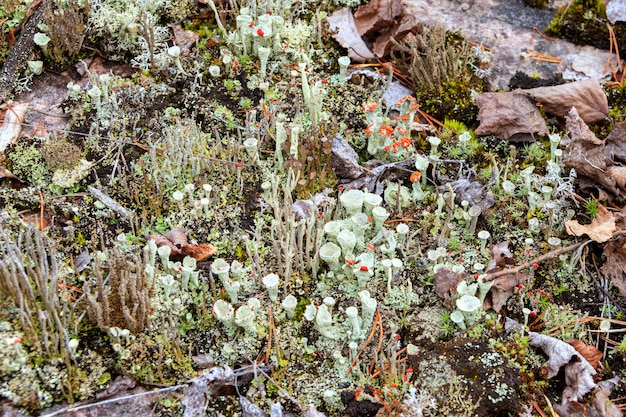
565, 203, 616, 243
592, 387, 623, 417
353, 0, 402, 36
486, 241, 515, 272
521, 79, 609, 123
0, 102, 29, 154
487, 272, 528, 312
563, 107, 621, 199
529, 332, 597, 403
433, 268, 465, 308
566, 339, 603, 370
326, 8, 376, 62
0, 165, 19, 180
369, 14, 419, 58
606, 121, 626, 166
168, 24, 199, 52
475, 92, 548, 140
600, 235, 626, 296
148, 227, 218, 262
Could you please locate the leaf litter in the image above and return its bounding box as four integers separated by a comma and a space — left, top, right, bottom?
3, 0, 626, 415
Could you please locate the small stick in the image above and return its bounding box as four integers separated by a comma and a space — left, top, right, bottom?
40, 385, 186, 417
483, 240, 590, 282
37, 189, 45, 231
87, 185, 134, 221
531, 27, 556, 42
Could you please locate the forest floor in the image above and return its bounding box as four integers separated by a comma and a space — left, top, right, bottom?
1, 0, 626, 416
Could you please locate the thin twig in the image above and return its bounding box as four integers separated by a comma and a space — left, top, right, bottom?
484, 240, 590, 282
40, 385, 186, 417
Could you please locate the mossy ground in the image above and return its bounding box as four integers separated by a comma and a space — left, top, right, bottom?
1, 1, 626, 416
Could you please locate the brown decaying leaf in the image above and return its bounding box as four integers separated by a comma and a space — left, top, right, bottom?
0, 102, 29, 154
168, 24, 199, 52
326, 8, 376, 62
563, 107, 622, 199
565, 203, 617, 243
487, 272, 528, 312
566, 339, 603, 370
600, 235, 626, 296
521, 79, 608, 123
433, 268, 465, 308
353, 0, 402, 37
486, 241, 515, 272
148, 227, 217, 262
606, 121, 626, 165
0, 165, 19, 180
474, 92, 549, 139
370, 14, 419, 58
529, 332, 597, 403
591, 387, 623, 417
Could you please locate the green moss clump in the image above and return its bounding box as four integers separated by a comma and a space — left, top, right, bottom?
6, 143, 50, 187
41, 0, 89, 68
546, 0, 626, 56
606, 83, 626, 122
41, 137, 84, 171
390, 24, 483, 125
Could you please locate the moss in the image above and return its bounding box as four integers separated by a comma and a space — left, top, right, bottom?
6, 143, 50, 187
390, 24, 483, 125
606, 83, 626, 122
41, 0, 89, 69
41, 136, 84, 171
546, 0, 626, 56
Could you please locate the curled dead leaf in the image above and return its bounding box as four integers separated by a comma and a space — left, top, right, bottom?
0, 102, 29, 154
486, 272, 528, 312
353, 0, 402, 37
529, 332, 597, 403
326, 8, 376, 62
566, 339, 603, 370
565, 203, 616, 243
475, 92, 548, 140
563, 107, 623, 199
433, 268, 465, 308
486, 241, 515, 272
148, 227, 218, 262
600, 235, 626, 296
521, 79, 609, 123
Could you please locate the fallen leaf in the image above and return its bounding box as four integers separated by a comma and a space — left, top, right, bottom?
326, 8, 376, 62
562, 107, 621, 199
370, 14, 419, 58
592, 386, 623, 417
566, 339, 603, 370
565, 203, 616, 243
168, 24, 199, 52
0, 165, 19, 180
562, 356, 599, 403
433, 268, 465, 308
487, 272, 528, 312
353, 0, 402, 37
486, 241, 515, 272
475, 92, 548, 140
600, 235, 626, 296
521, 79, 609, 123
605, 121, 626, 164
148, 227, 218, 262
0, 102, 29, 154
529, 332, 597, 403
